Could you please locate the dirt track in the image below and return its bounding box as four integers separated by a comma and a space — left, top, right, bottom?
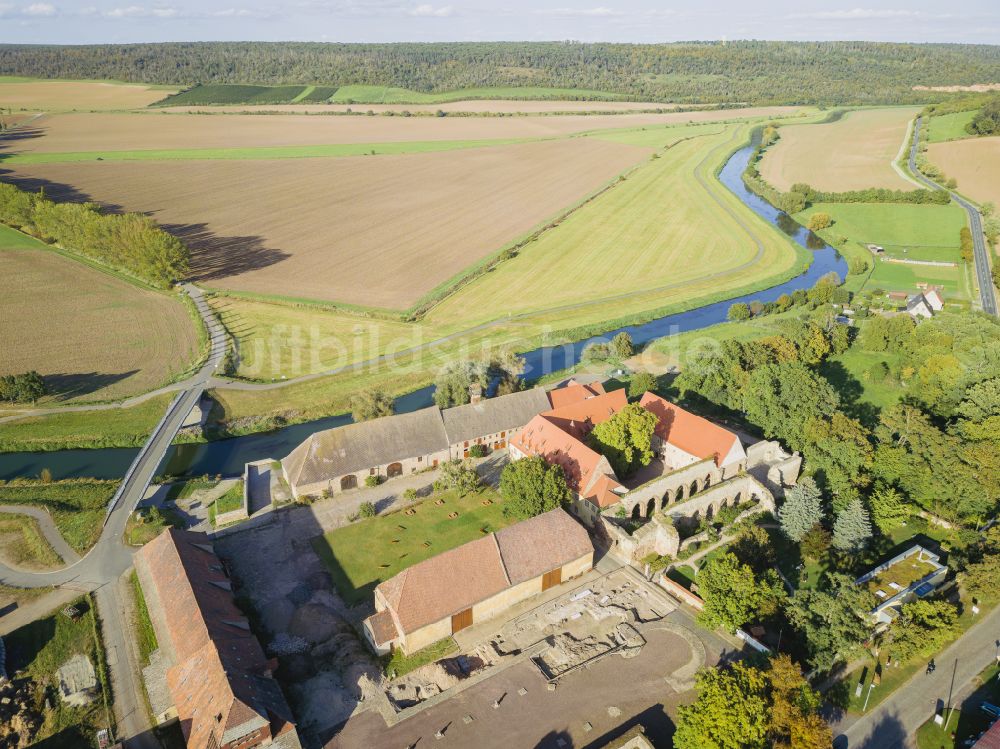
927, 136, 1000, 209
8, 107, 804, 154
759, 107, 919, 192
4, 138, 652, 309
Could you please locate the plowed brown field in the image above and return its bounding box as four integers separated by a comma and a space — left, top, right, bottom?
927, 136, 1000, 209
0, 241, 200, 403
10, 107, 804, 154
0, 80, 177, 111
5, 138, 652, 309
759, 107, 919, 192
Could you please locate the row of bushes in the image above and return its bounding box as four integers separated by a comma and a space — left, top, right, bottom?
0, 182, 189, 288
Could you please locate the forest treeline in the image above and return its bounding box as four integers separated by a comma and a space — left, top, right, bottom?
2, 41, 999, 105
0, 183, 188, 287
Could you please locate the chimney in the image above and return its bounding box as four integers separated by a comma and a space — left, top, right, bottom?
469, 383, 483, 404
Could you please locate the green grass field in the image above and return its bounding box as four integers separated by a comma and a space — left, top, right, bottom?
0, 137, 537, 164
0, 480, 115, 553
0, 512, 62, 569
587, 121, 727, 148
4, 594, 111, 748
329, 84, 629, 104
130, 570, 159, 667
925, 111, 976, 142
796, 202, 969, 297
215, 481, 244, 514
155, 84, 309, 106
428, 124, 804, 328
312, 486, 510, 607
0, 393, 174, 452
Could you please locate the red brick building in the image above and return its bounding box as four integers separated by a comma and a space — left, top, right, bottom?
135, 529, 299, 749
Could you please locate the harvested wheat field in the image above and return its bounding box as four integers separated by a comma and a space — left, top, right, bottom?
161, 99, 679, 114
759, 107, 919, 192
927, 136, 1000, 209
0, 228, 200, 403
0, 79, 177, 111
5, 138, 651, 309
9, 107, 805, 155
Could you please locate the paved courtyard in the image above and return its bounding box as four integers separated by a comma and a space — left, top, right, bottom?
326, 617, 727, 749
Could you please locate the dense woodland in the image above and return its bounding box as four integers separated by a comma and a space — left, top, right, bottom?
2, 41, 1000, 105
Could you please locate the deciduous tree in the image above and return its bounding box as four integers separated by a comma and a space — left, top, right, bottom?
350, 386, 395, 422
587, 402, 657, 477
697, 552, 786, 632
786, 573, 875, 671
499, 456, 572, 519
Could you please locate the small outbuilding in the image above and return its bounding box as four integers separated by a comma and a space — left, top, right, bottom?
363, 508, 594, 655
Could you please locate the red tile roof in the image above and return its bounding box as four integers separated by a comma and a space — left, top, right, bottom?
975, 721, 1000, 749
542, 389, 628, 439
138, 529, 296, 749
638, 393, 742, 467
375, 509, 592, 636
547, 380, 607, 410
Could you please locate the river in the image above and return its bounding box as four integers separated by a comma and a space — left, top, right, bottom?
0, 141, 846, 481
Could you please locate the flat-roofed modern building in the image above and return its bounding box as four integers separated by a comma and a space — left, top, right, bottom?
855, 544, 948, 627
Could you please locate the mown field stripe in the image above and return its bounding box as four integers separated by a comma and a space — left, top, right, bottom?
290, 85, 315, 103
0, 137, 542, 163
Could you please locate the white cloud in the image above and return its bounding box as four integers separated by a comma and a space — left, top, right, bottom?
790, 8, 953, 21
409, 4, 453, 17
535, 6, 620, 17
104, 5, 178, 18
22, 2, 56, 15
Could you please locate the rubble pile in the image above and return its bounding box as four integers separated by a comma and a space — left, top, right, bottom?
0, 677, 43, 749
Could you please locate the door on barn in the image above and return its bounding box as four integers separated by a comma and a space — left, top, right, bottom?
541, 568, 562, 591
387, 462, 403, 478
451, 607, 473, 634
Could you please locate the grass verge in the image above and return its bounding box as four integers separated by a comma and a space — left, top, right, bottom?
129, 570, 158, 667
382, 637, 459, 678
0, 512, 63, 570
0, 479, 115, 554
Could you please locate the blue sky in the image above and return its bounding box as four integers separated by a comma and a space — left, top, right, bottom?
2, 0, 998, 45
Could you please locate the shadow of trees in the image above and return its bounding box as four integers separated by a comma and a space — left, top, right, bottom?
833, 711, 908, 749
43, 371, 139, 401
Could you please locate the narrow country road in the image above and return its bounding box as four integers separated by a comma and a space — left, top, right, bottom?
0, 282, 227, 748
833, 602, 1000, 748
908, 116, 998, 317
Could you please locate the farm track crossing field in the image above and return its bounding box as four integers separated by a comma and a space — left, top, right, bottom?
759, 107, 920, 192
2, 107, 805, 155
0, 226, 201, 404
927, 136, 1000, 209
0, 77, 177, 111
5, 138, 651, 309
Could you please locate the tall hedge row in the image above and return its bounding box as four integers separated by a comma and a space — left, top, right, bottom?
0, 182, 188, 287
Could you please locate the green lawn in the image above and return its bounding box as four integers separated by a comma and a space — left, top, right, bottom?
164, 478, 220, 501
130, 570, 158, 667
0, 480, 116, 553
797, 202, 969, 298
215, 481, 244, 514
329, 84, 628, 104
4, 594, 112, 748
0, 512, 63, 569
312, 486, 510, 607
0, 137, 536, 164
0, 393, 173, 452
382, 637, 459, 678
925, 111, 977, 143
820, 346, 907, 412
124, 505, 184, 546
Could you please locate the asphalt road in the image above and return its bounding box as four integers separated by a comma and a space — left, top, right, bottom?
908, 117, 998, 317
834, 602, 1000, 748
0, 283, 227, 747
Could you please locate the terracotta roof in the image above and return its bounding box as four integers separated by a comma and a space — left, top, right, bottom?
638, 393, 744, 467
541, 389, 628, 439
283, 406, 449, 489
510, 413, 617, 498
365, 609, 399, 647
495, 507, 592, 584
376, 509, 592, 635
378, 534, 510, 635
975, 721, 1000, 749
441, 388, 550, 445
547, 380, 607, 410
137, 529, 296, 749
585, 474, 626, 509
